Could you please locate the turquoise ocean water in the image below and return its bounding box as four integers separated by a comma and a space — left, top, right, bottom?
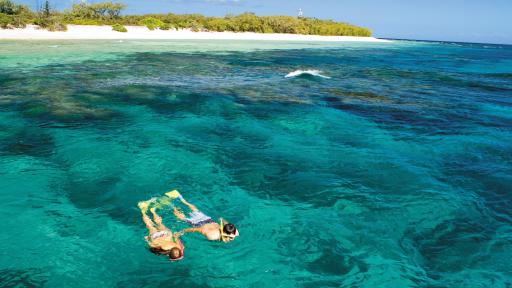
0, 40, 511, 287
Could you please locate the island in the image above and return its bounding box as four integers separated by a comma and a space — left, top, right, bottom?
0, 0, 387, 42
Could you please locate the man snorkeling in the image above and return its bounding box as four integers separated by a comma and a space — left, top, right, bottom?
165, 190, 239, 243
138, 199, 184, 261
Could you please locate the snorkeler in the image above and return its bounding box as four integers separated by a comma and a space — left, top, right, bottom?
165, 190, 239, 242
138, 199, 184, 261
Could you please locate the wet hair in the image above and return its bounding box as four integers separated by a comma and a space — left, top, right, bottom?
169, 247, 182, 260
223, 223, 237, 235
149, 247, 162, 255
149, 247, 182, 260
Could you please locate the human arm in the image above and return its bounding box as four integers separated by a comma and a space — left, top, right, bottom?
175, 227, 202, 236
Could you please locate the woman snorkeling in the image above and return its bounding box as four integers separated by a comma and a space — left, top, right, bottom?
138, 200, 184, 261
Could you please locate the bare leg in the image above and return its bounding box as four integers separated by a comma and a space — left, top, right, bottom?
150, 208, 167, 231
173, 207, 186, 220
139, 201, 158, 234
164, 190, 199, 212
178, 197, 199, 212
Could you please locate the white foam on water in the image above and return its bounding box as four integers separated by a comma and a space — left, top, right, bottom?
284, 69, 331, 79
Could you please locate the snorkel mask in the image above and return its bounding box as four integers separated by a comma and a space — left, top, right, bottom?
219, 218, 239, 242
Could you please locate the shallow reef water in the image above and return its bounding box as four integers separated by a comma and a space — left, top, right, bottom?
0, 40, 511, 287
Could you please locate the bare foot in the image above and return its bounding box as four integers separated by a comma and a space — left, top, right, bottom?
173, 206, 185, 219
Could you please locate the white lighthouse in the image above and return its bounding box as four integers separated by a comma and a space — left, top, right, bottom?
298, 8, 303, 18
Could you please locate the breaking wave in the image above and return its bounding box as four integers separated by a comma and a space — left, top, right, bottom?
285, 69, 331, 79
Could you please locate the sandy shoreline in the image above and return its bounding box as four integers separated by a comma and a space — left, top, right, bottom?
0, 24, 389, 42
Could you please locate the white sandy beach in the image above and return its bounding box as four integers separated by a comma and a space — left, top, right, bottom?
0, 24, 389, 42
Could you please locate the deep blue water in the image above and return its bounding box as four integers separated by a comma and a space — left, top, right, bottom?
0, 40, 511, 287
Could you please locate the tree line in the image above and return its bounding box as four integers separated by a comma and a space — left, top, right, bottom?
0, 0, 372, 36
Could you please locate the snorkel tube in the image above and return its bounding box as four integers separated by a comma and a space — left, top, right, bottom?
219, 218, 227, 242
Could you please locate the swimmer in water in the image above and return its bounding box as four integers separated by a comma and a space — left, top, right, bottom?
165, 190, 239, 243
138, 199, 184, 261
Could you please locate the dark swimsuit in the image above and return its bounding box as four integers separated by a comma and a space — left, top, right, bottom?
184, 211, 215, 227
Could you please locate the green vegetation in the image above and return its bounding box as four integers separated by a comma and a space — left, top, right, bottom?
112, 23, 127, 32
159, 23, 171, 30
139, 17, 164, 30
33, 0, 67, 31
0, 0, 372, 36
0, 0, 31, 28
63, 1, 125, 24
45, 20, 67, 31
